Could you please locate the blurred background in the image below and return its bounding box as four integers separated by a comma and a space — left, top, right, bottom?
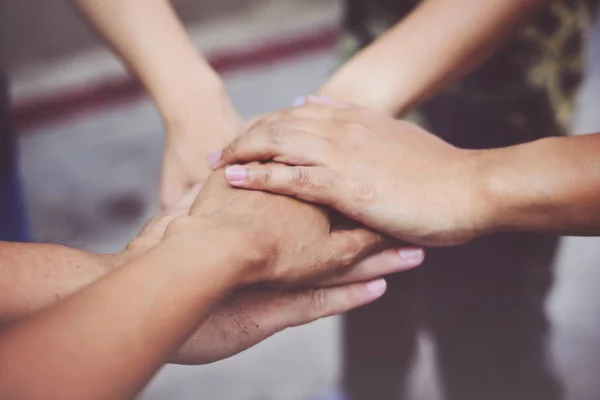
3, 0, 600, 399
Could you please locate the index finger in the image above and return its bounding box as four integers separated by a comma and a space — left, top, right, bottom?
211, 120, 334, 169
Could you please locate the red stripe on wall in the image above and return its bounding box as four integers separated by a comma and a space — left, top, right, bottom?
12, 26, 339, 133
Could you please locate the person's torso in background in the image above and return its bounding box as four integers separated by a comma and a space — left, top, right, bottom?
342, 0, 598, 134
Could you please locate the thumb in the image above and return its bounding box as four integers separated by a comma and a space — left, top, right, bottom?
318, 248, 424, 286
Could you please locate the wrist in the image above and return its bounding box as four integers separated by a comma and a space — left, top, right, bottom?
461, 149, 506, 238
475, 138, 570, 235
472, 143, 544, 235
317, 81, 398, 117
157, 70, 228, 130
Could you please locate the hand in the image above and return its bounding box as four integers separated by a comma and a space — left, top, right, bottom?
210, 99, 490, 246
172, 278, 381, 364
123, 177, 424, 365
160, 90, 243, 209
168, 165, 423, 286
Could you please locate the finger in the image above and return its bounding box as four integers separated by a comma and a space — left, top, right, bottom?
286, 101, 379, 127
211, 121, 332, 169
171, 280, 387, 365
242, 113, 268, 132
326, 227, 393, 269
236, 280, 388, 333
260, 279, 388, 327
275, 279, 388, 328
318, 248, 424, 286
239, 98, 339, 134
224, 164, 340, 206
250, 104, 343, 128
241, 100, 374, 140
160, 184, 202, 223
305, 95, 353, 109
137, 188, 198, 240
140, 183, 203, 236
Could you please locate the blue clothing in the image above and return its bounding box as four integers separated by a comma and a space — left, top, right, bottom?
0, 75, 32, 242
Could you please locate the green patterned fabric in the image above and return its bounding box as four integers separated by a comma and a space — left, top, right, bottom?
342, 0, 597, 135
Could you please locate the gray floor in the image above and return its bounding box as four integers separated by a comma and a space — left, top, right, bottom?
16, 15, 600, 400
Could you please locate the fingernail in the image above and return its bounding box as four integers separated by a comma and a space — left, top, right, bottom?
206, 150, 223, 168
292, 96, 306, 107
225, 166, 248, 184
366, 279, 387, 296
398, 248, 425, 265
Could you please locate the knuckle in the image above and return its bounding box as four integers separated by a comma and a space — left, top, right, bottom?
247, 113, 276, 132
267, 122, 287, 145
223, 139, 240, 159
249, 114, 270, 129
306, 288, 328, 316
291, 167, 311, 187
347, 180, 377, 205
255, 167, 273, 185
311, 175, 335, 194
354, 107, 376, 124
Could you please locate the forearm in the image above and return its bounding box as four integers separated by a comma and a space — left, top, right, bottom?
71, 0, 225, 125
0, 242, 118, 323
0, 233, 245, 400
477, 133, 600, 236
319, 0, 545, 115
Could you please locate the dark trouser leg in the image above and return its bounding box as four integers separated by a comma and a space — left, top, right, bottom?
343, 269, 423, 400
421, 92, 563, 400
0, 75, 33, 242
424, 234, 562, 400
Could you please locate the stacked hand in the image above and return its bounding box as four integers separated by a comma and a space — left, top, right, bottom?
126, 168, 424, 365
209, 98, 492, 247
160, 90, 243, 209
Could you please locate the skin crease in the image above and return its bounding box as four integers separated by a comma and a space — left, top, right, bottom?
212, 100, 600, 244
71, 0, 544, 208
